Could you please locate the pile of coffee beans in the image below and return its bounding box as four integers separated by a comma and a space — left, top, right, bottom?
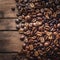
14, 0, 60, 60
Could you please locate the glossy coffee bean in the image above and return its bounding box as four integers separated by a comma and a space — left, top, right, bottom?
15, 19, 20, 24
44, 41, 50, 47
20, 34, 25, 41
16, 25, 20, 30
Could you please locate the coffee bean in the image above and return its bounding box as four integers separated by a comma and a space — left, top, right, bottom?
34, 51, 39, 57
30, 3, 35, 8
29, 44, 34, 50
44, 41, 50, 47
25, 15, 31, 21
11, 7, 15, 11
39, 37, 45, 43
16, 25, 20, 30
14, 0, 60, 60
19, 28, 24, 34
20, 34, 25, 41
15, 19, 20, 24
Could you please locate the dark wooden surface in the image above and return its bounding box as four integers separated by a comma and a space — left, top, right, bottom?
0, 0, 22, 60
0, 31, 23, 52
0, 19, 16, 30
0, 53, 17, 60
0, 0, 17, 18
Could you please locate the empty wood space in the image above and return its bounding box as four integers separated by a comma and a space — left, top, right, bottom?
0, 0, 17, 18
0, 19, 17, 30
0, 31, 23, 52
0, 0, 22, 60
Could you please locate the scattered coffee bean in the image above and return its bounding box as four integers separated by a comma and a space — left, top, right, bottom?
14, 0, 60, 60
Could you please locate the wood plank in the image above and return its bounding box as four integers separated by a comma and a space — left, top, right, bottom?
0, 53, 17, 60
0, 31, 23, 52
0, 0, 17, 18
0, 19, 17, 30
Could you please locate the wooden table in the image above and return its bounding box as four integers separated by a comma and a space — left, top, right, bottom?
0, 0, 23, 60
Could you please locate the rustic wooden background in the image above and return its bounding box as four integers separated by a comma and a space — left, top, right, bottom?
0, 0, 23, 60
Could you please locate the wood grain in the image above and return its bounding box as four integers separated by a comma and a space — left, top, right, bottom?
0, 53, 17, 60
0, 19, 17, 30
0, 31, 23, 52
0, 0, 17, 18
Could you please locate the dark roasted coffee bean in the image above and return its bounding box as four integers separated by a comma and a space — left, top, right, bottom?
39, 37, 45, 43
18, 6, 21, 10
11, 7, 15, 11
29, 44, 34, 50
25, 15, 31, 21
29, 3, 35, 8
16, 13, 20, 17
22, 43, 26, 49
37, 13, 42, 17
16, 3, 20, 8
57, 23, 60, 28
16, 25, 20, 30
19, 28, 24, 34
14, 0, 60, 60
34, 51, 39, 57
24, 0, 28, 3
15, 19, 20, 24
20, 34, 25, 41
44, 41, 50, 47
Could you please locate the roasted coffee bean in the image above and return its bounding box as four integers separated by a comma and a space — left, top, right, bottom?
32, 23, 37, 27
36, 31, 44, 36
22, 43, 26, 49
57, 23, 60, 29
44, 41, 50, 47
24, 0, 28, 3
14, 0, 60, 60
30, 3, 35, 8
24, 26, 28, 31
15, 19, 20, 24
29, 44, 34, 50
16, 25, 20, 30
25, 15, 31, 21
36, 21, 42, 26
19, 28, 24, 34
18, 6, 21, 10
39, 37, 45, 43
20, 34, 25, 41
29, 23, 33, 28
24, 23, 29, 27
24, 38, 28, 43
37, 13, 42, 17
34, 51, 39, 57
16, 13, 21, 17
